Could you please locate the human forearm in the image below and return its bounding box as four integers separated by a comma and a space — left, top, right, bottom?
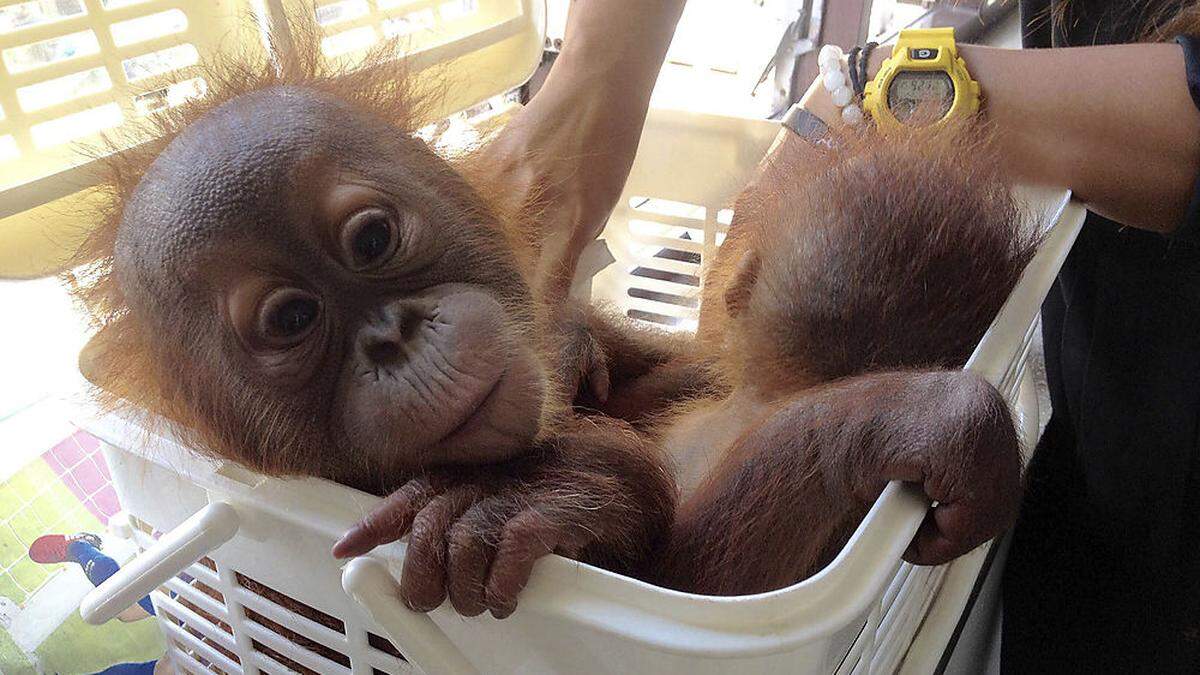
553, 0, 686, 99
533, 0, 687, 237
798, 43, 1200, 232
959, 43, 1200, 233
480, 1, 686, 307
529, 0, 687, 192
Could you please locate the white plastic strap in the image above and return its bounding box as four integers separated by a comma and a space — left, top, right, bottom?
79, 501, 240, 625
342, 556, 480, 675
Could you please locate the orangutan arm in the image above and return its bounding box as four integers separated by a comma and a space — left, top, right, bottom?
554, 302, 719, 425
655, 369, 1022, 596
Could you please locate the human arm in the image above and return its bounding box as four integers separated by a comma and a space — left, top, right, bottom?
795, 42, 1200, 234
480, 0, 687, 307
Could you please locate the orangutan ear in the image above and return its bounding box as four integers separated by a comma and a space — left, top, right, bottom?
723, 249, 761, 320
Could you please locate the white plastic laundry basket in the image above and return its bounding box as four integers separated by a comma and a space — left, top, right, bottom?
73, 120, 1085, 674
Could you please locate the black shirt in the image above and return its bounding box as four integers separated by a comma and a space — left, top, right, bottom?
1003, 1, 1200, 671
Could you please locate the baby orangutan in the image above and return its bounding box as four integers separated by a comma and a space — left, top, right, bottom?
72, 45, 674, 619
343, 123, 1034, 597
72, 37, 1030, 616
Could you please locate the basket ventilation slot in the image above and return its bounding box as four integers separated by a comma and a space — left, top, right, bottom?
612, 197, 731, 329
369, 631, 405, 659
234, 571, 357, 673
157, 561, 239, 673
0, 0, 207, 161
130, 515, 413, 670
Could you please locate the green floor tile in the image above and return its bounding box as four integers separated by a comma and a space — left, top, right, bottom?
3, 462, 56, 504
34, 610, 164, 675
29, 491, 70, 529
46, 485, 81, 518
0, 524, 24, 569
9, 561, 51, 597
7, 508, 47, 546
0, 625, 35, 675
70, 506, 103, 533
0, 574, 25, 604
0, 486, 31, 535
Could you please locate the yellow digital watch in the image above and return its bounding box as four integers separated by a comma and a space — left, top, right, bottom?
863, 27, 980, 130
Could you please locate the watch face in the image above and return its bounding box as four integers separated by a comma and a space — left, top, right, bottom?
887, 71, 954, 125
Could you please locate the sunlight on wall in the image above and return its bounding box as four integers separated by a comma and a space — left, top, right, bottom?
0, 278, 90, 470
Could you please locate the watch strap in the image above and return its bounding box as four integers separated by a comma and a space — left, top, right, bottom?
781, 105, 836, 148
898, 27, 959, 56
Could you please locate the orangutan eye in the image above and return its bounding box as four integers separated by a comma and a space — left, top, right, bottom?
258, 288, 321, 344
272, 298, 318, 336
354, 218, 391, 261
341, 207, 399, 270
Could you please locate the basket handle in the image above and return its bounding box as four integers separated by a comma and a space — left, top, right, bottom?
80, 502, 240, 625
342, 556, 480, 675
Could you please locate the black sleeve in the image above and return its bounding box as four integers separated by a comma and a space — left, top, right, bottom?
1173, 35, 1200, 243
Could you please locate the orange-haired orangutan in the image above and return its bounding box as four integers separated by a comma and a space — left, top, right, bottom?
72, 34, 1028, 619
480, 123, 1033, 595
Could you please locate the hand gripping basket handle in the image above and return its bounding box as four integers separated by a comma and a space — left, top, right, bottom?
79, 502, 240, 625
342, 556, 480, 675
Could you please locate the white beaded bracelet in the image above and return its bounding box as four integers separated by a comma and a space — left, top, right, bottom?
817, 44, 865, 126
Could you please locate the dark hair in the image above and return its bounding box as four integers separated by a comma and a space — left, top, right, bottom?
1045, 0, 1199, 42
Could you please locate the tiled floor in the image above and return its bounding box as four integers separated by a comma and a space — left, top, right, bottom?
45, 430, 121, 524
0, 432, 114, 606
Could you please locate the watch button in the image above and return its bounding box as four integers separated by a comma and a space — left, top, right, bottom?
910, 47, 939, 60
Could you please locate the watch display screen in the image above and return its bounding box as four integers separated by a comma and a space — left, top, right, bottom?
887, 71, 954, 125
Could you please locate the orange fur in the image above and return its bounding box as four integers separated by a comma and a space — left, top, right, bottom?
697, 122, 1038, 398
65, 30, 577, 482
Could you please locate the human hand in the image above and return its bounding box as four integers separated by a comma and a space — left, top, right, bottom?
472, 0, 686, 293
476, 72, 649, 310
795, 43, 895, 129
795, 73, 843, 128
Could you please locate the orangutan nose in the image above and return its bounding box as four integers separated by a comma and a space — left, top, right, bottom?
358, 304, 421, 366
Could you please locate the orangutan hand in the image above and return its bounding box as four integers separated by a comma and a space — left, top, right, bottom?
332, 420, 675, 619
